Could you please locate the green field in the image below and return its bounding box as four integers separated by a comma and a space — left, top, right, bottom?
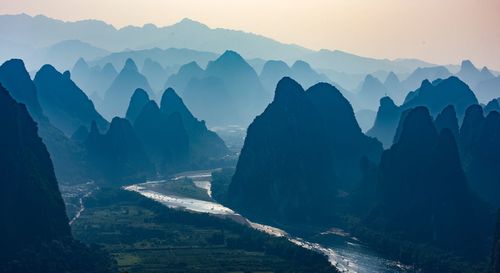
71, 188, 337, 273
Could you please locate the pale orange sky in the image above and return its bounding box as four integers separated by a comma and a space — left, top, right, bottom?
1, 0, 500, 69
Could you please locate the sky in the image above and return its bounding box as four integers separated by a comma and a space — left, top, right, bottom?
1, 0, 500, 69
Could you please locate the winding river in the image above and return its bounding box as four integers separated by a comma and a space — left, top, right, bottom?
124, 170, 414, 273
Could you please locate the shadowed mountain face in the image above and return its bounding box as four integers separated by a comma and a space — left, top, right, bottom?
85, 118, 155, 184
306, 82, 383, 189
383, 72, 405, 104
133, 100, 189, 173
459, 106, 500, 208
0, 59, 44, 120
434, 105, 459, 139
492, 211, 500, 273
228, 77, 381, 224
476, 76, 500, 103
0, 84, 70, 255
485, 98, 500, 114
100, 58, 153, 119
368, 77, 478, 147
125, 88, 150, 123
0, 59, 88, 183
160, 88, 229, 160
228, 77, 337, 224
0, 84, 114, 272
34, 64, 108, 135
367, 107, 492, 258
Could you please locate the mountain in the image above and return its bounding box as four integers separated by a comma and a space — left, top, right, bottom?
84, 118, 155, 184
159, 88, 229, 160
259, 60, 293, 92
184, 77, 240, 127
34, 64, 108, 135
141, 58, 169, 94
100, 58, 153, 119
302, 49, 436, 74
164, 61, 204, 94
485, 98, 500, 114
459, 105, 500, 208
456, 60, 495, 90
227, 77, 337, 224
93, 48, 217, 71
403, 77, 478, 119
0, 85, 113, 272
383, 71, 405, 104
290, 60, 330, 89
434, 105, 459, 139
125, 88, 150, 123
355, 109, 377, 132
204, 50, 270, 125
0, 83, 70, 254
0, 59, 45, 120
0, 14, 441, 75
0, 59, 87, 183
357, 74, 389, 110
366, 97, 401, 148
367, 106, 492, 258
71, 58, 117, 99
33, 39, 109, 71
492, 211, 500, 273
133, 100, 189, 173
402, 66, 452, 91
306, 82, 383, 190
476, 76, 500, 103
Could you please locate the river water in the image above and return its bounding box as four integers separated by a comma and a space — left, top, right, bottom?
124, 170, 414, 273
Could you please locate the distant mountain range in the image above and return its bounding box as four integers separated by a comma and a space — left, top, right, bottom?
1, 13, 454, 75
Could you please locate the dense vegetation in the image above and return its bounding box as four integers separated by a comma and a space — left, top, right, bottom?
72, 188, 338, 273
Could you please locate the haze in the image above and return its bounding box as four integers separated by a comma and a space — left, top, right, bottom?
2, 0, 500, 69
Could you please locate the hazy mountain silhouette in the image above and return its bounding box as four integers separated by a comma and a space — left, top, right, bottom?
182, 76, 239, 127
71, 58, 117, 99
259, 60, 293, 92
357, 74, 389, 110
383, 71, 405, 104
290, 60, 330, 89
160, 88, 228, 160
0, 85, 113, 272
476, 76, 500, 103
355, 109, 377, 132
34, 64, 108, 135
367, 107, 492, 258
141, 58, 169, 94
125, 88, 150, 123
164, 61, 204, 95
100, 58, 153, 119
204, 50, 270, 125
402, 66, 452, 91
228, 77, 337, 224
85, 118, 155, 184
456, 60, 495, 90
366, 97, 401, 148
